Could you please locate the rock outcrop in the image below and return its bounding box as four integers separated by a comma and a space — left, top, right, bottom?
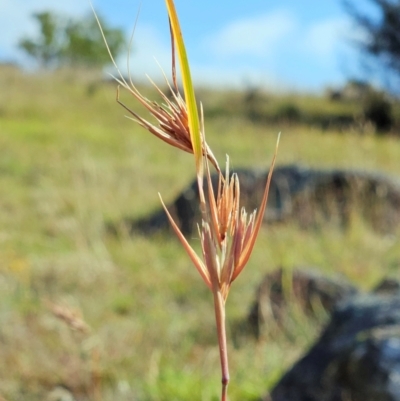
264, 278, 400, 401
113, 165, 400, 236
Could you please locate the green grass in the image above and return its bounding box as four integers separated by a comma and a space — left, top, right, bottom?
0, 66, 400, 400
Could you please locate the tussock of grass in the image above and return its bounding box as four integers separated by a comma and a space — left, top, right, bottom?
0, 68, 400, 400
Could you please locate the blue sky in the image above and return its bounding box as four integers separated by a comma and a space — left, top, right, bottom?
1, 0, 371, 91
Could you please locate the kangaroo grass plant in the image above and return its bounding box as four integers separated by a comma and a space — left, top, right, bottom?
93, 1, 279, 399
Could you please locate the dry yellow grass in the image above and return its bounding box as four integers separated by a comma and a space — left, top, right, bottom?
0, 66, 399, 400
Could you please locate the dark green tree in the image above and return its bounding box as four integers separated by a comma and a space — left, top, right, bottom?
18, 11, 125, 69
344, 0, 400, 91
62, 14, 125, 67
19, 12, 63, 68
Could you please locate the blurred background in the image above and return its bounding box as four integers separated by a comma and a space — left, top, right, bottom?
1, 0, 397, 90
1, 1, 400, 400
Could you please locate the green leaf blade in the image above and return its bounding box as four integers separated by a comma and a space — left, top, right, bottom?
165, 0, 203, 179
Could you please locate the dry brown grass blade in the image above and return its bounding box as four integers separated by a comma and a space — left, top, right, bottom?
46, 301, 90, 334
168, 20, 179, 92
232, 133, 280, 281
159, 194, 213, 290
201, 222, 221, 288
206, 159, 222, 245
219, 250, 235, 299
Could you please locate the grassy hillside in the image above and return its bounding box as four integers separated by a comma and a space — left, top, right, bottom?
1, 66, 400, 401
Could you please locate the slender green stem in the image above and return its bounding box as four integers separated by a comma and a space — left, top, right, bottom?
213, 289, 229, 401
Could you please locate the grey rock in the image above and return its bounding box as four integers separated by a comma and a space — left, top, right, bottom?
112, 165, 400, 236
373, 278, 400, 295
247, 267, 358, 339
267, 293, 400, 401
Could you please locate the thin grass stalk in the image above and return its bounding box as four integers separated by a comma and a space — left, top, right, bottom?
213, 290, 229, 401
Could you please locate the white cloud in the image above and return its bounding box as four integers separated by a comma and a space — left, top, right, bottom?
0, 0, 88, 60
114, 23, 284, 89
111, 23, 171, 82
299, 17, 351, 64
204, 10, 296, 58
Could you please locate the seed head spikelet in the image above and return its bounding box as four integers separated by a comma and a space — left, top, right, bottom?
91, 0, 219, 173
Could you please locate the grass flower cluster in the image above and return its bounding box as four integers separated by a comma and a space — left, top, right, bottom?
93, 1, 279, 399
